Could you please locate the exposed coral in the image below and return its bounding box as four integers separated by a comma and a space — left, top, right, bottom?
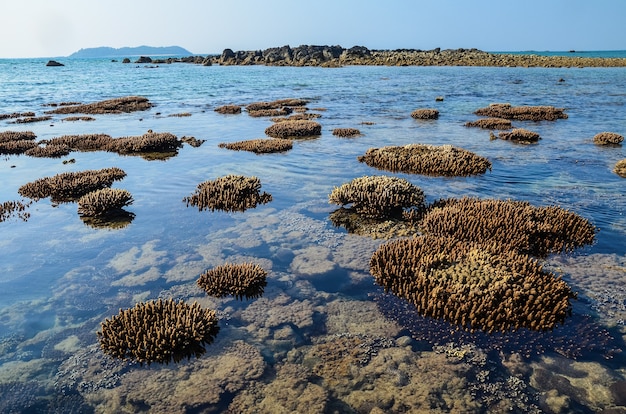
464, 117, 513, 129
419, 197, 597, 258
24, 143, 71, 158
614, 159, 626, 177
97, 299, 220, 365
474, 103, 568, 121
0, 130, 37, 142
111, 131, 181, 155
214, 104, 242, 114
0, 138, 38, 155
45, 96, 152, 114
497, 128, 541, 143
265, 120, 322, 138
0, 199, 31, 223
183, 174, 272, 212
62, 116, 96, 122
410, 108, 439, 119
77, 188, 134, 217
328, 175, 425, 219
218, 138, 293, 154
332, 128, 361, 137
9, 115, 52, 124
357, 143, 492, 176
370, 235, 576, 333
18, 167, 127, 202
45, 133, 114, 151
248, 107, 293, 117
197, 263, 268, 300
593, 131, 624, 145
0, 111, 35, 120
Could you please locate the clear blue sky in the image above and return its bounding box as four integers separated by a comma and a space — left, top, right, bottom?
2, 0, 624, 58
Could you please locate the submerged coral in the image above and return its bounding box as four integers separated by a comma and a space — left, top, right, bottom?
357, 144, 492, 176
97, 299, 220, 365
218, 138, 293, 154
497, 128, 541, 143
474, 103, 568, 121
0, 199, 31, 223
197, 262, 268, 300
183, 174, 272, 212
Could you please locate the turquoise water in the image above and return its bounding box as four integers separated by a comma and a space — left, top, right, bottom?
1, 58, 626, 412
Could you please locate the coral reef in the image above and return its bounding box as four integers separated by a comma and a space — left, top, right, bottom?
332, 128, 361, 137
419, 197, 597, 258
18, 167, 127, 202
45, 133, 114, 151
329, 207, 420, 239
497, 128, 541, 143
0, 130, 38, 155
197, 262, 268, 300
593, 131, 624, 145
370, 235, 576, 333
614, 159, 626, 177
464, 117, 513, 129
45, 96, 152, 114
9, 115, 52, 124
0, 111, 35, 120
97, 299, 220, 365
0, 199, 31, 223
183, 174, 272, 212
77, 188, 134, 217
265, 120, 322, 138
214, 104, 242, 114
410, 108, 439, 119
328, 175, 425, 219
474, 103, 568, 121
218, 138, 293, 154
357, 143, 492, 176
111, 131, 181, 155
24, 143, 71, 158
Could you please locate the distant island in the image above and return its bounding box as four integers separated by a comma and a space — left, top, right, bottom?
68, 45, 192, 58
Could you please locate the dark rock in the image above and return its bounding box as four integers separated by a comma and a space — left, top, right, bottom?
134, 56, 152, 64
122, 58, 131, 64
46, 60, 64, 67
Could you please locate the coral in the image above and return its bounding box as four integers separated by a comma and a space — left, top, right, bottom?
464, 117, 513, 129
370, 235, 576, 333
328, 175, 425, 219
0, 199, 32, 223
214, 104, 242, 114
110, 131, 181, 155
218, 138, 293, 154
9, 115, 52, 124
97, 299, 220, 365
77, 188, 134, 217
0, 131, 38, 154
474, 103, 568, 121
197, 262, 268, 300
410, 108, 439, 119
0, 111, 35, 120
419, 197, 597, 258
46, 133, 114, 151
593, 131, 624, 145
265, 120, 322, 138
183, 174, 272, 212
18, 167, 127, 202
0, 130, 37, 142
497, 128, 541, 143
357, 144, 492, 176
332, 128, 361, 137
248, 107, 293, 117
329, 207, 421, 239
614, 159, 626, 177
24, 143, 71, 158
45, 96, 152, 114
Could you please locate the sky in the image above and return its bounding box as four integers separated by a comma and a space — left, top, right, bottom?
1, 0, 625, 58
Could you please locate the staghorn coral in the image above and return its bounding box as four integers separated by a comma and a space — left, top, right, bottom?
9, 115, 52, 124
248, 107, 293, 117
410, 108, 439, 119
18, 167, 127, 202
77, 188, 133, 217
474, 103, 568, 121
214, 104, 242, 114
370, 235, 576, 333
183, 174, 272, 212
197, 262, 267, 300
614, 159, 626, 177
496, 128, 541, 143
265, 119, 322, 138
464, 117, 513, 129
332, 128, 361, 137
0, 130, 37, 142
329, 175, 425, 219
110, 131, 181, 155
45, 96, 152, 114
0, 138, 38, 155
419, 197, 596, 258
271, 112, 322, 122
593, 131, 624, 145
24, 144, 71, 158
0, 111, 35, 120
45, 133, 114, 151
357, 143, 492, 177
218, 138, 293, 154
0, 199, 31, 223
97, 299, 220, 365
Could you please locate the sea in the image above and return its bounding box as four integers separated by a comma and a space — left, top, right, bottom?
0, 53, 625, 413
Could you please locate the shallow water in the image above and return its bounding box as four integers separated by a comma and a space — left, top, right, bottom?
1, 58, 625, 413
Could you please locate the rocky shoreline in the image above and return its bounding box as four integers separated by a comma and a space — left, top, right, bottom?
146, 45, 626, 68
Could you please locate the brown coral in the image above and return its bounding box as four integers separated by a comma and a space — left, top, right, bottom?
45, 96, 152, 114
265, 120, 322, 139
97, 299, 220, 365
357, 144, 491, 177
332, 128, 361, 138
328, 175, 425, 219
45, 134, 114, 151
369, 235, 576, 333
197, 263, 268, 300
214, 104, 242, 114
218, 138, 293, 154
77, 188, 133, 217
24, 144, 71, 158
18, 167, 127, 202
497, 128, 541, 143
474, 103, 568, 121
593, 131, 624, 145
183, 175, 272, 212
615, 159, 626, 177
410, 108, 439, 119
464, 118, 512, 130
0, 200, 31, 223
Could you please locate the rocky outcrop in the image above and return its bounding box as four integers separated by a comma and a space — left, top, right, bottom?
46, 60, 64, 67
